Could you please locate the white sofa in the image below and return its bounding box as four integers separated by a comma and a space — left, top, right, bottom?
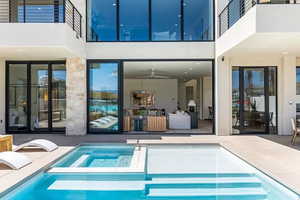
168, 112, 191, 129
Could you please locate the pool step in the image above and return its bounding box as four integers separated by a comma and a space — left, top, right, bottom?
48, 176, 263, 191
70, 154, 89, 167
148, 176, 262, 188
146, 187, 268, 200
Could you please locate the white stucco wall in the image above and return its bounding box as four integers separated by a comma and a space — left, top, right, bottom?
0, 23, 85, 58
216, 55, 297, 135
86, 42, 215, 59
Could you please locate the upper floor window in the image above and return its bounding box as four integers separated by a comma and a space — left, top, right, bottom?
87, 0, 214, 42
10, 0, 64, 23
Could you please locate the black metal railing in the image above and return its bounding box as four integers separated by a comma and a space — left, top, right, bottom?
218, 0, 300, 36
0, 0, 82, 37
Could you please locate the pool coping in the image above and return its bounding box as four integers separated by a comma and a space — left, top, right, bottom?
47, 146, 147, 173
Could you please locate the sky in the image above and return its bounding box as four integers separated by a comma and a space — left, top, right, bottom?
90, 63, 118, 92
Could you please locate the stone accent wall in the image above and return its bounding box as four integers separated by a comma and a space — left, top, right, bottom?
66, 58, 87, 135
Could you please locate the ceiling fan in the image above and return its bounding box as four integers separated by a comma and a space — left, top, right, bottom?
136, 68, 171, 79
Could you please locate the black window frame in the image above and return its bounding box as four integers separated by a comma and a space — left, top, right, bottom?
86, 0, 215, 42
5, 60, 66, 134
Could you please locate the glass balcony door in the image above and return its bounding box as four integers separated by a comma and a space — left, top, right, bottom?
232, 67, 277, 134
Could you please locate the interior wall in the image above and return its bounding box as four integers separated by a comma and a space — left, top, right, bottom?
124, 79, 178, 113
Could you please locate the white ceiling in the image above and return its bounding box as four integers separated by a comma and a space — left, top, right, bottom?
124, 61, 213, 80
223, 33, 300, 57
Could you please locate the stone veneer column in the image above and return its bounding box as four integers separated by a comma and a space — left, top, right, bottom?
215, 57, 232, 136
279, 56, 296, 135
66, 58, 87, 136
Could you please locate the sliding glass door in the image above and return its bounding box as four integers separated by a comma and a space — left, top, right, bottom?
232, 67, 277, 134
6, 61, 66, 133
87, 61, 121, 133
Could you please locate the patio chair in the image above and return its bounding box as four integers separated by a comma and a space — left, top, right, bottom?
291, 118, 300, 145
13, 139, 58, 152
0, 151, 31, 170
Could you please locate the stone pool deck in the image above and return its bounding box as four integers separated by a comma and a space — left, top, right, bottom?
0, 134, 300, 195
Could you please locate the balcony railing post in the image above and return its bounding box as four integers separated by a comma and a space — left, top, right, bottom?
63, 0, 66, 23
72, 6, 75, 31
54, 0, 59, 23
8, 0, 11, 22
80, 15, 82, 37
219, 15, 221, 37
227, 6, 230, 30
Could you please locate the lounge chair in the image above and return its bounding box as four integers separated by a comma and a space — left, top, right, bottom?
13, 139, 58, 152
0, 151, 31, 169
291, 118, 300, 145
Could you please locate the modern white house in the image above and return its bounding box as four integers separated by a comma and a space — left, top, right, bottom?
0, 0, 298, 136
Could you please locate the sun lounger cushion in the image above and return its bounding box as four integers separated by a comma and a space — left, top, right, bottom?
0, 151, 31, 170
13, 139, 58, 152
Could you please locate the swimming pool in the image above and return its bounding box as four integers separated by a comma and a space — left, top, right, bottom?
1, 144, 299, 200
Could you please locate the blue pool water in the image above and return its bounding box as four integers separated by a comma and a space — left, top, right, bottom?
1, 144, 299, 200
89, 105, 118, 113
54, 145, 134, 168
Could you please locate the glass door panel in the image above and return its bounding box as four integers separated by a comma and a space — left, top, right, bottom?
8, 64, 28, 130
31, 64, 49, 131
232, 67, 277, 134
243, 68, 265, 133
51, 64, 66, 129
88, 62, 120, 132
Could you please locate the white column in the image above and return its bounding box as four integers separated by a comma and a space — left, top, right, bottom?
66, 57, 87, 136
215, 57, 232, 136
0, 59, 5, 134
279, 56, 296, 135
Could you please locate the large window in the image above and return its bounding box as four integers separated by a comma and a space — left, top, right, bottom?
88, 62, 120, 133
87, 0, 117, 41
119, 0, 149, 41
87, 0, 214, 41
6, 61, 66, 133
184, 0, 213, 40
152, 0, 181, 41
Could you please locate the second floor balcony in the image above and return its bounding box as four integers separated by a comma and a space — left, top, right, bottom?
0, 0, 85, 59
219, 0, 300, 36
0, 0, 82, 37
216, 0, 300, 57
